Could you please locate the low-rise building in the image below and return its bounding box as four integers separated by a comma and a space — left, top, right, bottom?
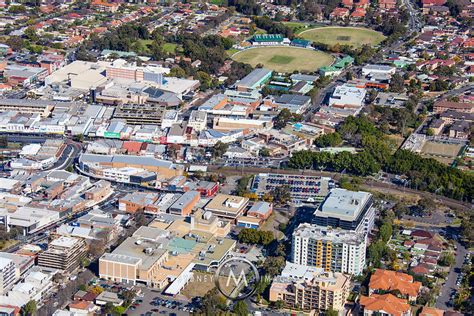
368, 269, 421, 302
359, 293, 411, 316
118, 192, 158, 214
204, 194, 249, 221
169, 191, 200, 216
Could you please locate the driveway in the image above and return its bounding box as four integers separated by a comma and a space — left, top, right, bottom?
435, 240, 468, 310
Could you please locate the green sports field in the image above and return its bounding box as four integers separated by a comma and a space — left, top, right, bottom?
231, 47, 333, 73
299, 27, 385, 48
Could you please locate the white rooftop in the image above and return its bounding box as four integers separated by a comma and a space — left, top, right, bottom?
318, 188, 372, 221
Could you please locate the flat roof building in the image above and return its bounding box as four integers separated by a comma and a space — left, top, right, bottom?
235, 68, 272, 91
313, 188, 375, 234
204, 194, 249, 221
169, 191, 200, 217
269, 262, 351, 312
292, 223, 366, 275
38, 236, 86, 272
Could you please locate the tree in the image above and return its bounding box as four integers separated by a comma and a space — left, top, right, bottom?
389, 73, 405, 93
233, 300, 249, 316
426, 128, 435, 136
438, 252, 455, 267
212, 141, 229, 159
24, 27, 39, 42
379, 222, 393, 243
259, 147, 270, 157
262, 256, 285, 276
314, 132, 343, 148
274, 108, 293, 129
272, 185, 291, 205
103, 302, 114, 315
272, 300, 284, 309
21, 300, 37, 316
199, 288, 227, 314
326, 308, 339, 316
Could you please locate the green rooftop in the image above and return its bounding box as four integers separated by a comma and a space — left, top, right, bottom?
167, 238, 197, 254
252, 34, 284, 42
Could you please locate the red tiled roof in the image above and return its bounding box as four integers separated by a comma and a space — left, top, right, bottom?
360, 294, 410, 316
369, 269, 422, 298
122, 141, 146, 153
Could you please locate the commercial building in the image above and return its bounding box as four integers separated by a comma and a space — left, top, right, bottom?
369, 269, 421, 302
212, 117, 273, 132
313, 188, 375, 234
292, 224, 366, 275
0, 258, 16, 295
0, 99, 56, 117
329, 85, 367, 108
235, 68, 272, 91
99, 226, 170, 286
187, 110, 207, 132
269, 262, 351, 312
189, 210, 231, 238
264, 94, 312, 114
361, 64, 397, 77
118, 193, 158, 214
38, 236, 87, 272
204, 194, 249, 221
78, 154, 184, 179
169, 191, 200, 216
0, 268, 55, 309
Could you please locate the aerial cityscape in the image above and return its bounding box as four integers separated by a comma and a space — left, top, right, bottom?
0, 0, 472, 315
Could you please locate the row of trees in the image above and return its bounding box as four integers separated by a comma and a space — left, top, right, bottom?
289, 116, 474, 201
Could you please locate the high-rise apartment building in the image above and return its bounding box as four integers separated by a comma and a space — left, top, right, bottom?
292, 223, 366, 275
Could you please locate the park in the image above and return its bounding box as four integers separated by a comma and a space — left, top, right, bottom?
298, 26, 386, 48
231, 46, 334, 73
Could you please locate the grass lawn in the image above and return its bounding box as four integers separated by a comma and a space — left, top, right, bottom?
137, 40, 179, 54
232, 46, 333, 73
163, 43, 177, 54
181, 271, 215, 298
226, 48, 240, 57
299, 26, 386, 48
269, 55, 295, 64
0, 240, 18, 251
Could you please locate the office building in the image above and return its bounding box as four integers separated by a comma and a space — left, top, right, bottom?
269, 262, 351, 312
292, 224, 366, 275
169, 191, 200, 216
313, 188, 375, 234
204, 194, 249, 221
38, 236, 87, 272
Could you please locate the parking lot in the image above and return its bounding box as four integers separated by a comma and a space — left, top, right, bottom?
126, 286, 197, 316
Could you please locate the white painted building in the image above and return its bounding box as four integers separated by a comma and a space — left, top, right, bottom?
292, 223, 366, 275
